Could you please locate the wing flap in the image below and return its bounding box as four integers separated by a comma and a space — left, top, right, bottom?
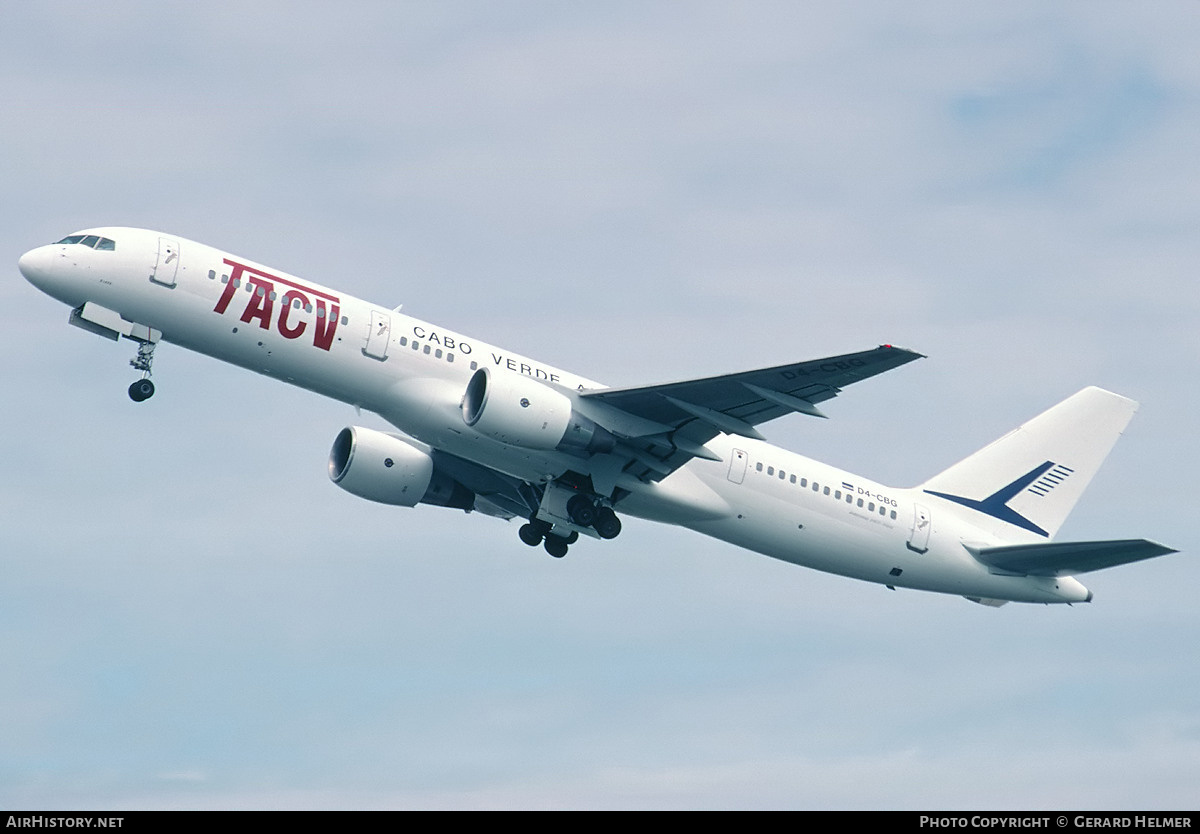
969, 539, 1178, 577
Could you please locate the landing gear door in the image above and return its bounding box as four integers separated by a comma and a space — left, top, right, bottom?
727, 448, 748, 484
150, 237, 179, 287
363, 311, 391, 360
907, 503, 931, 553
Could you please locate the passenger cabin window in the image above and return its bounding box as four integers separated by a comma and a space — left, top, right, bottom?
755, 459, 898, 523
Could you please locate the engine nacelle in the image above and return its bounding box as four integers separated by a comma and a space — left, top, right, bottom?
328, 426, 473, 509
461, 368, 615, 454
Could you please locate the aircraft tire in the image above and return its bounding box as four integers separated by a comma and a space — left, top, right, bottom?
128, 379, 155, 402
544, 536, 569, 558
566, 494, 597, 527
518, 523, 544, 547
594, 508, 622, 539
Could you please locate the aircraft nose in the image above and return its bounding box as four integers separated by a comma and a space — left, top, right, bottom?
18, 244, 85, 306
18, 246, 53, 287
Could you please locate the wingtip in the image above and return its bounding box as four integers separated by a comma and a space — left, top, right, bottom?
879, 344, 926, 359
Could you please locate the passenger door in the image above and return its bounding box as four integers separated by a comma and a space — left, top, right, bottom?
150, 237, 179, 287
363, 311, 391, 360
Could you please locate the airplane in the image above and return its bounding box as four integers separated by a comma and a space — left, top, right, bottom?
18, 226, 1178, 606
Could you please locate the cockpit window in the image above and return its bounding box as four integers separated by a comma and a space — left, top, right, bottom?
54, 234, 116, 250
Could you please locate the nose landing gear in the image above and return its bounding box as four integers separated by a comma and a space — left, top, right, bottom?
128, 378, 155, 402
128, 340, 156, 402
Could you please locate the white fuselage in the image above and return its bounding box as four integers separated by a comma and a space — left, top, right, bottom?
19, 227, 1092, 604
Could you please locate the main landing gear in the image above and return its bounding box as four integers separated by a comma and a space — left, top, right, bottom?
518, 496, 623, 558
571, 497, 622, 540
127, 340, 156, 402
519, 519, 580, 558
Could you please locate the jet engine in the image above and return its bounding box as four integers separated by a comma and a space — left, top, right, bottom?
461, 368, 615, 454
328, 426, 473, 509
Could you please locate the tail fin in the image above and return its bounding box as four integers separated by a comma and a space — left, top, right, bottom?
918, 387, 1138, 541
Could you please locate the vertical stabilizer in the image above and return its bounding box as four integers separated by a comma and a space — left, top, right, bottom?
918, 387, 1138, 541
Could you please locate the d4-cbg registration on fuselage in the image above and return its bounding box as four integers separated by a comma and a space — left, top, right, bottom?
19, 227, 1177, 606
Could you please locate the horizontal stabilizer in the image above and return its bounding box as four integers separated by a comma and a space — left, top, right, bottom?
968, 539, 1178, 577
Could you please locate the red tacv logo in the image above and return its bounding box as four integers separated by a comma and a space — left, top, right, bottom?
213, 258, 340, 351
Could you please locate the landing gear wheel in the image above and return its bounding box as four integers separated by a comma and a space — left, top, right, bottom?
544, 535, 570, 559
567, 494, 598, 527
594, 507, 622, 539
128, 379, 155, 402
518, 523, 545, 547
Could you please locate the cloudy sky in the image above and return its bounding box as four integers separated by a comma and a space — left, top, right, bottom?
2, 1, 1197, 810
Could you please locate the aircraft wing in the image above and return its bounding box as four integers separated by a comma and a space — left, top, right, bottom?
429, 449, 541, 520
969, 539, 1179, 577
579, 345, 922, 483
